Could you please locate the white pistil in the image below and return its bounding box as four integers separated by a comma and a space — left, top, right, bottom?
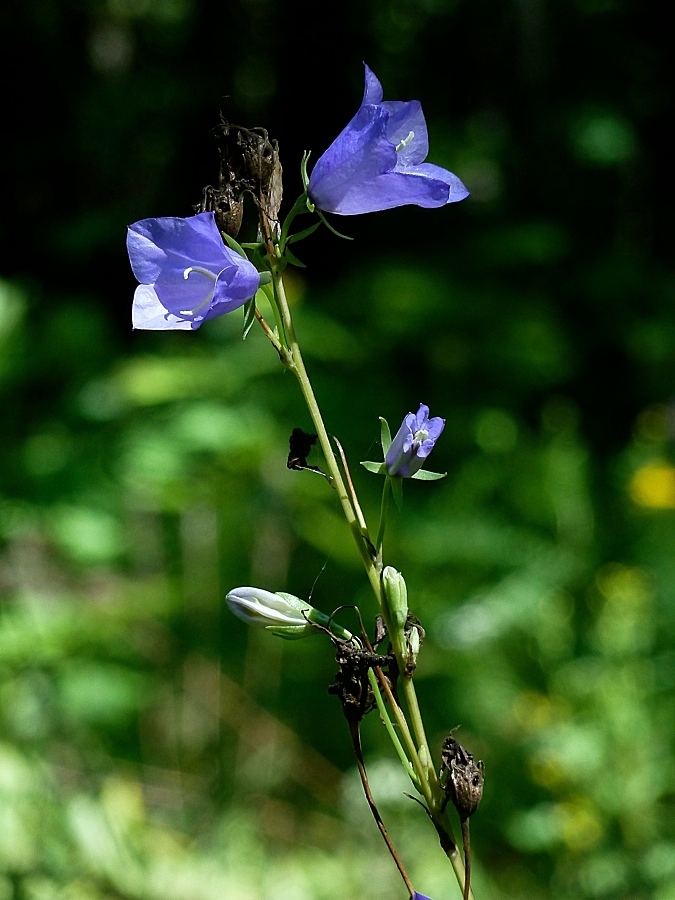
183, 266, 217, 282
395, 131, 415, 152
181, 266, 218, 317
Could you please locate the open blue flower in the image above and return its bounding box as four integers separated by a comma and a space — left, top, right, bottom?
127, 212, 260, 330
386, 404, 445, 478
308, 65, 469, 216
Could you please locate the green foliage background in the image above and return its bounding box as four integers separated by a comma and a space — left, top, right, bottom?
1, 1, 674, 898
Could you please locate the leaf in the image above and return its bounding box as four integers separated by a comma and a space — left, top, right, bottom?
287, 222, 321, 245
380, 417, 392, 455
300, 151, 311, 192
360, 460, 387, 475
317, 210, 353, 240
391, 476, 403, 510
284, 246, 307, 268
242, 297, 257, 339
410, 469, 447, 481
221, 232, 249, 259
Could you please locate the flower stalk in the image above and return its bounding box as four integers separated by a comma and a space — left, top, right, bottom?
128, 64, 475, 899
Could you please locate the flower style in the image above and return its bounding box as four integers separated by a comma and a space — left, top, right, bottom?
127, 212, 260, 330
386, 404, 445, 478
307, 64, 469, 215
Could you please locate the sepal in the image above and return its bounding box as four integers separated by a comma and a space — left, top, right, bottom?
391, 475, 403, 510
361, 460, 388, 474
379, 416, 392, 456
242, 296, 257, 339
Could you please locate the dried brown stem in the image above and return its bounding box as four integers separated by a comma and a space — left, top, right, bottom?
347, 719, 415, 897
461, 817, 471, 900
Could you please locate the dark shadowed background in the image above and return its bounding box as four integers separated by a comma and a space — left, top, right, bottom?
1, 1, 674, 898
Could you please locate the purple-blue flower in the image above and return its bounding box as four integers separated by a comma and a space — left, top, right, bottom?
412, 893, 433, 900
127, 212, 260, 330
307, 64, 469, 216
386, 404, 445, 478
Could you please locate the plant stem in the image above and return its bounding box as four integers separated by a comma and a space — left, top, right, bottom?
461, 818, 472, 900
347, 717, 415, 897
367, 670, 418, 789
270, 258, 383, 597
376, 475, 391, 553
258, 209, 473, 898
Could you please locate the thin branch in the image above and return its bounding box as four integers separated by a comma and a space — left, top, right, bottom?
331, 433, 370, 539
347, 718, 415, 897
462, 818, 472, 900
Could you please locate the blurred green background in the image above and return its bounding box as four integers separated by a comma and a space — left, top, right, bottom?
1, 0, 674, 898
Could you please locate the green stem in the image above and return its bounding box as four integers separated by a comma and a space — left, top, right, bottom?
273, 261, 439, 800
401, 676, 440, 793
271, 259, 383, 601
367, 669, 420, 791
258, 211, 471, 898
279, 193, 311, 252
261, 282, 289, 351
376, 476, 392, 553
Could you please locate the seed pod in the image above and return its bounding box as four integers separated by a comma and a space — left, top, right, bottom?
440, 730, 484, 819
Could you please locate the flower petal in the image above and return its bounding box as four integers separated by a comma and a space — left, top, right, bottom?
308, 105, 396, 214
127, 212, 260, 330
212, 259, 261, 308
127, 213, 229, 283
383, 100, 429, 166
412, 163, 470, 202
131, 284, 194, 330
386, 404, 445, 476
362, 63, 383, 104
309, 65, 468, 216
328, 170, 453, 214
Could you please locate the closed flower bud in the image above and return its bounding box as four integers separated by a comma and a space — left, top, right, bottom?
226, 586, 316, 640
382, 566, 408, 630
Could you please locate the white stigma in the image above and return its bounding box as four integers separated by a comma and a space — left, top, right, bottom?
181, 266, 218, 317
395, 131, 415, 152
183, 266, 217, 282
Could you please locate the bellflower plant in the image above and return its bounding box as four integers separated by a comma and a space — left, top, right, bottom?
307, 64, 469, 215
127, 75, 479, 900
386, 404, 446, 478
127, 212, 260, 330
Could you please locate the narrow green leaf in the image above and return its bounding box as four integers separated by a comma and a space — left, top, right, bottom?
300, 151, 311, 192
410, 469, 447, 481
221, 232, 249, 259
379, 417, 392, 455
284, 247, 307, 268
317, 209, 353, 240
360, 461, 387, 475
287, 222, 321, 245
242, 297, 257, 339
391, 476, 403, 510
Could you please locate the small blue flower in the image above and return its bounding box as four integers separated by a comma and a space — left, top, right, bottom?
127, 212, 260, 330
386, 404, 445, 478
412, 893, 433, 900
308, 64, 469, 216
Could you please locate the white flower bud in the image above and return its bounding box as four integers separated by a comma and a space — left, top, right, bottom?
226, 587, 315, 640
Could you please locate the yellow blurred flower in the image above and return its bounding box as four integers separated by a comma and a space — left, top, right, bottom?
629, 462, 675, 508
